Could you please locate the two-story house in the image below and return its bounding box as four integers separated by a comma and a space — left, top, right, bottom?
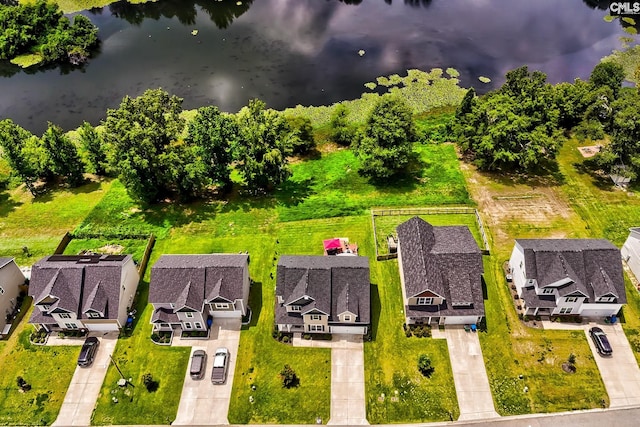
396, 217, 485, 326
148, 254, 250, 333
509, 239, 625, 317
0, 258, 27, 337
275, 255, 370, 335
28, 255, 140, 332
622, 227, 640, 282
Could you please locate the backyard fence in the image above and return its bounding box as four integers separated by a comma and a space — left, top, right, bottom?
54, 232, 73, 254
371, 206, 490, 261
137, 234, 156, 276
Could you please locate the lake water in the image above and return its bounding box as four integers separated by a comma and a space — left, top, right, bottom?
0, 0, 630, 134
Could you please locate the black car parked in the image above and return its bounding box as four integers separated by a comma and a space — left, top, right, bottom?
77, 337, 100, 367
589, 327, 613, 356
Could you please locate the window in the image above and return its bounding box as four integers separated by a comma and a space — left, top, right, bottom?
417, 297, 433, 305
344, 315, 351, 322
309, 324, 324, 332
310, 314, 322, 321
290, 305, 301, 312
87, 312, 101, 318
215, 303, 230, 309
559, 307, 572, 314
195, 322, 202, 329
65, 323, 78, 329
542, 288, 555, 294
599, 297, 615, 302
565, 297, 578, 303
59, 313, 71, 319
185, 312, 194, 318
41, 304, 51, 311
184, 322, 192, 330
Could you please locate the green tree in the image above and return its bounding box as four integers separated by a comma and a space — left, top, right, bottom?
590, 62, 625, 98
554, 79, 594, 130
41, 122, 85, 186
235, 99, 290, 192
285, 115, 315, 155
354, 95, 416, 180
279, 364, 299, 388
417, 354, 434, 377
329, 104, 355, 146
78, 121, 107, 175
453, 66, 563, 171
103, 88, 186, 203
603, 89, 640, 180
185, 106, 236, 190
0, 119, 38, 195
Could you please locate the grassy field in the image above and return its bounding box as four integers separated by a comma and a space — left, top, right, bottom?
0, 304, 79, 426
0, 179, 113, 265
63, 238, 149, 264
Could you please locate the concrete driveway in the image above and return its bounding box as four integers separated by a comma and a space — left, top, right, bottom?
172, 318, 241, 425
584, 322, 640, 407
52, 332, 119, 426
328, 334, 368, 425
441, 326, 499, 421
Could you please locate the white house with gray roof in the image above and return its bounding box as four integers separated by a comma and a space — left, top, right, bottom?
275, 255, 370, 335
0, 258, 27, 337
28, 255, 139, 332
148, 254, 250, 333
509, 239, 625, 317
396, 217, 485, 326
622, 227, 640, 282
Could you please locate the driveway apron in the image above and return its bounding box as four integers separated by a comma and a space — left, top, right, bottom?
328, 334, 368, 425
52, 332, 118, 426
444, 326, 499, 421
172, 318, 241, 425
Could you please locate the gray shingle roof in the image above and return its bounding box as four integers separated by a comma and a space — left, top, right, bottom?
27, 255, 133, 324
149, 254, 248, 310
397, 217, 485, 318
517, 239, 626, 307
0, 257, 14, 269
275, 255, 370, 326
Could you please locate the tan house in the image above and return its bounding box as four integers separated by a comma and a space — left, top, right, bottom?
148, 254, 250, 333
28, 255, 140, 332
275, 255, 370, 335
0, 258, 27, 338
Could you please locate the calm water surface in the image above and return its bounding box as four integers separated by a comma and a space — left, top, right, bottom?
0, 0, 630, 133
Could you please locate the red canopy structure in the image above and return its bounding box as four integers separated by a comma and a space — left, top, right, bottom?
323, 239, 342, 251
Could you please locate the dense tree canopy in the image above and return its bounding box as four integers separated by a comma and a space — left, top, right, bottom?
0, 119, 38, 195
0, 0, 99, 66
103, 89, 188, 203
235, 99, 291, 191
589, 61, 625, 98
329, 104, 355, 146
79, 121, 108, 175
453, 66, 563, 171
354, 95, 416, 179
41, 122, 85, 186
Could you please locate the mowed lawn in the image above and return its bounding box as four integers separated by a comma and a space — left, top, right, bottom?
0, 179, 113, 265
0, 304, 79, 426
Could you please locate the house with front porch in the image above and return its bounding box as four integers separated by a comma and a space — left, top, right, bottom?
396, 217, 485, 326
0, 258, 27, 338
275, 255, 370, 335
28, 255, 139, 332
148, 254, 250, 333
509, 239, 625, 317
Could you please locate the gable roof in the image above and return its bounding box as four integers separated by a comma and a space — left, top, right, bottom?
275, 256, 370, 325
396, 217, 484, 317
28, 255, 133, 324
0, 257, 14, 269
149, 254, 248, 309
516, 239, 625, 304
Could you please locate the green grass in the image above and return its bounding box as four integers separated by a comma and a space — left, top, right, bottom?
91, 303, 190, 425
63, 238, 149, 264
0, 179, 113, 265
277, 144, 471, 222
19, 0, 149, 13
0, 303, 79, 426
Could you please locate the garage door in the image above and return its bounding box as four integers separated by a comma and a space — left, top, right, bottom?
444, 316, 480, 325
85, 323, 119, 332
330, 326, 366, 334
211, 311, 242, 318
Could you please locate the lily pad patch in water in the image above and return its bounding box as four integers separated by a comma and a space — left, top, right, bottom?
478, 76, 491, 83
191, 29, 199, 36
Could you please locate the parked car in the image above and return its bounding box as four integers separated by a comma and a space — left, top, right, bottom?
589, 327, 613, 356
190, 350, 207, 380
211, 347, 229, 384
77, 337, 100, 367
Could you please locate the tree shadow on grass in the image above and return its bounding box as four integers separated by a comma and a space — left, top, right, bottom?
369, 283, 381, 341
473, 159, 567, 188
274, 177, 316, 208
573, 162, 617, 191
366, 153, 425, 194
0, 191, 21, 217
244, 280, 262, 330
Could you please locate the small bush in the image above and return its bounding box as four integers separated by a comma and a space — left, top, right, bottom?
568, 353, 576, 365
282, 335, 290, 343
142, 373, 159, 392
280, 364, 299, 388
417, 354, 435, 377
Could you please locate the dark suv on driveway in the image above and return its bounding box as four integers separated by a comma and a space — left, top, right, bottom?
589, 327, 613, 356
77, 337, 100, 367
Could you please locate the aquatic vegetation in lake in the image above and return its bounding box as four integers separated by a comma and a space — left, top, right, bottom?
478, 76, 491, 83
446, 68, 460, 78
10, 54, 44, 68
603, 15, 615, 23
622, 17, 636, 25
364, 82, 377, 90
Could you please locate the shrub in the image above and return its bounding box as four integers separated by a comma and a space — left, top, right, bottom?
280, 364, 299, 388
16, 376, 31, 392
417, 354, 435, 377
568, 353, 576, 365
282, 335, 290, 343
142, 373, 159, 392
